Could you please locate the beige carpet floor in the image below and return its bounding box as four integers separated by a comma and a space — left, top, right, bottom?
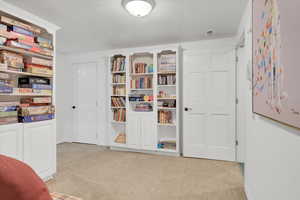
47, 143, 246, 200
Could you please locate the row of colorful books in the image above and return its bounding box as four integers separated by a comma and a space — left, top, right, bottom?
112, 74, 126, 84
113, 86, 126, 96
157, 91, 176, 99
18, 77, 52, 95
111, 56, 125, 72
159, 54, 176, 72
131, 63, 153, 74
0, 97, 54, 125
0, 16, 53, 57
158, 110, 174, 124
0, 50, 53, 76
113, 108, 126, 122
111, 97, 126, 107
157, 138, 176, 150
130, 77, 153, 89
129, 94, 153, 102
158, 74, 176, 85
134, 103, 153, 112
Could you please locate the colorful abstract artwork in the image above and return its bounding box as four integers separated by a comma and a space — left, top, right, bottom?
253, 0, 300, 128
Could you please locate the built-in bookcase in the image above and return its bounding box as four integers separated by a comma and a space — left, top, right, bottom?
109, 55, 127, 147
108, 47, 180, 154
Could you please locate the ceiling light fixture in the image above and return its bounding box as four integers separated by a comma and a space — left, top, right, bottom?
122, 0, 155, 17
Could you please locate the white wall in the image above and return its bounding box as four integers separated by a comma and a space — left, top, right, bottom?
238, 1, 300, 200
56, 52, 73, 144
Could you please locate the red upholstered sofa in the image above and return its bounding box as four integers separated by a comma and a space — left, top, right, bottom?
0, 154, 81, 200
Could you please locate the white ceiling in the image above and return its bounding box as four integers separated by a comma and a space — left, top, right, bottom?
4, 0, 248, 54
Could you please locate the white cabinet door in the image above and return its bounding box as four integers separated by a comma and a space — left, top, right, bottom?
127, 116, 140, 149
0, 124, 23, 161
23, 120, 56, 179
183, 49, 236, 161
141, 115, 156, 150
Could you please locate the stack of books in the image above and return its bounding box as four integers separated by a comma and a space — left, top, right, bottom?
18, 77, 52, 95
112, 74, 126, 84
111, 56, 125, 72
159, 54, 176, 72
25, 57, 53, 76
157, 138, 176, 150
158, 74, 176, 85
111, 97, 126, 107
113, 108, 126, 122
0, 50, 24, 71
18, 97, 54, 123
158, 110, 173, 124
134, 103, 153, 112
0, 101, 19, 125
130, 76, 152, 89
0, 16, 53, 57
131, 63, 153, 74
0, 72, 13, 93
112, 85, 126, 96
129, 94, 153, 102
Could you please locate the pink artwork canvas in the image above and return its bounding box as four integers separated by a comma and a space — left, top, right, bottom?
253, 0, 300, 128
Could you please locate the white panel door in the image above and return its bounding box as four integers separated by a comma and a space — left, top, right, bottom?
183, 50, 236, 161
23, 120, 55, 179
0, 124, 23, 161
74, 63, 98, 144
127, 116, 140, 149
141, 115, 156, 150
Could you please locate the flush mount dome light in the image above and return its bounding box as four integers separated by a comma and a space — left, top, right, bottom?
122, 0, 155, 17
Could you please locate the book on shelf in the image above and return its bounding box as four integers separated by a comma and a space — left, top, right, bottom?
19, 113, 54, 123
0, 116, 18, 125
25, 57, 53, 67
130, 76, 152, 89
112, 86, 126, 96
112, 74, 126, 84
19, 77, 50, 85
19, 105, 54, 116
134, 103, 153, 112
0, 50, 24, 69
0, 101, 19, 125
159, 54, 176, 72
0, 16, 42, 34
111, 96, 126, 107
21, 97, 52, 104
129, 94, 153, 102
158, 74, 176, 85
157, 137, 176, 150
113, 108, 126, 122
158, 110, 174, 124
131, 63, 153, 74
111, 56, 125, 72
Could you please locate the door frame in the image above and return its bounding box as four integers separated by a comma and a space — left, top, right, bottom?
182, 48, 238, 162
72, 62, 99, 144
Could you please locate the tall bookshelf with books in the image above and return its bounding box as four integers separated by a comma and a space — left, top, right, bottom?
0, 12, 55, 124
0, 4, 59, 180
109, 55, 127, 147
108, 47, 180, 154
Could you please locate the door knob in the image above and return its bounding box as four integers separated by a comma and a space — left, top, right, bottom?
72, 106, 76, 109
185, 107, 191, 111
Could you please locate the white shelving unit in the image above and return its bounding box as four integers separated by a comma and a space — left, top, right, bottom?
107, 47, 180, 155
0, 1, 59, 180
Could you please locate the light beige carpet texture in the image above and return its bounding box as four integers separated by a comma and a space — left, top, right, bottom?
47, 143, 246, 200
